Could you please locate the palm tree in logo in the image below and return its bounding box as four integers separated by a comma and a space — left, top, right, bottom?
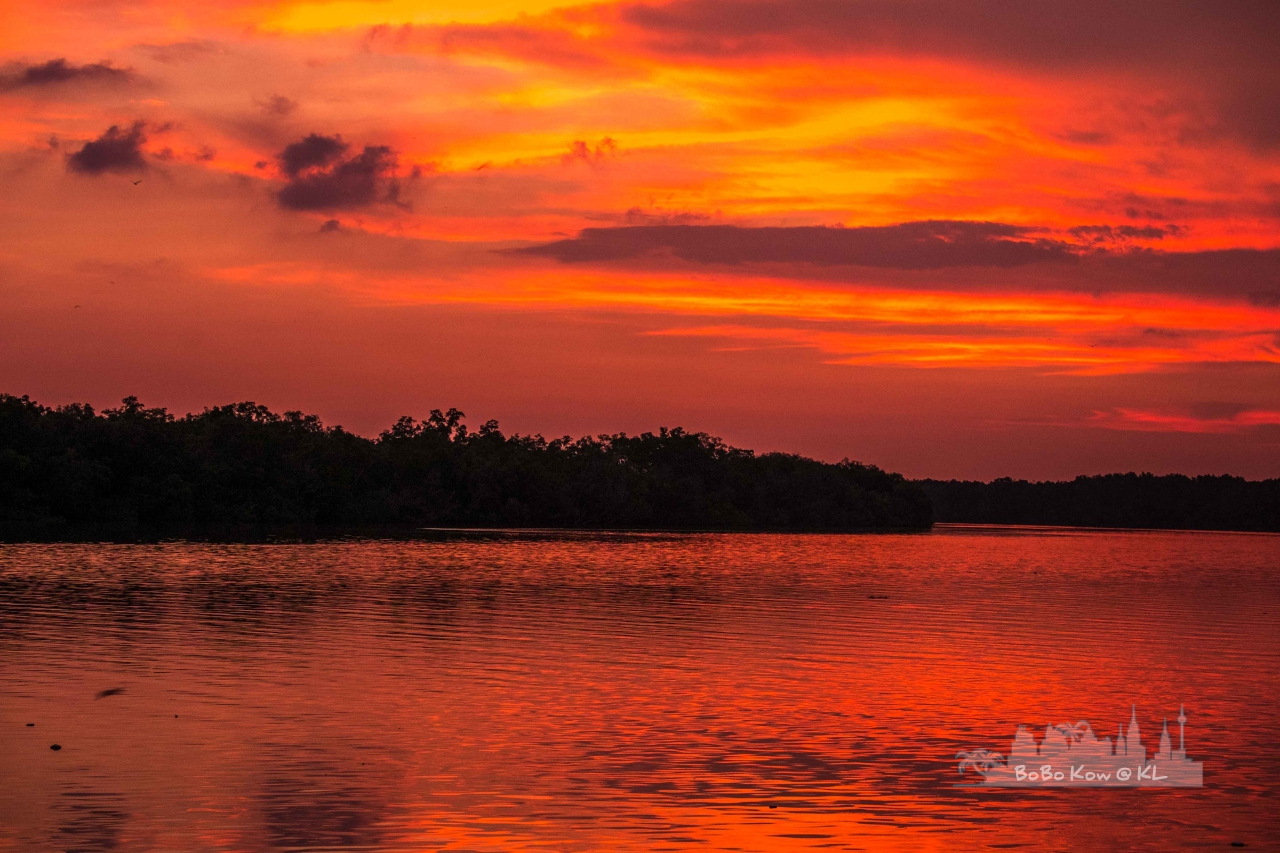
956, 748, 1005, 775
1054, 721, 1094, 743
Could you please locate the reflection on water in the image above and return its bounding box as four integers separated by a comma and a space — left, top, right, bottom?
1, 527, 1277, 851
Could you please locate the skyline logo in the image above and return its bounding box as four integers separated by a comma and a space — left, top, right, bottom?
957, 705, 1204, 787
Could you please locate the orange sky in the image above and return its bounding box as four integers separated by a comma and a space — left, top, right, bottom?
2, 0, 1279, 478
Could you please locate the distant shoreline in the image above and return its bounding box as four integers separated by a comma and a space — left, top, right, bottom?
4, 523, 1278, 545
4, 393, 1275, 542
920, 475, 1280, 533
0, 523, 940, 545
934, 522, 1280, 537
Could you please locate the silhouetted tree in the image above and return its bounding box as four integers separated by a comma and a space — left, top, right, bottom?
918, 473, 1280, 532
0, 394, 932, 539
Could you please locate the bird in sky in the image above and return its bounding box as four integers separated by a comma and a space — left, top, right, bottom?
131, 179, 143, 185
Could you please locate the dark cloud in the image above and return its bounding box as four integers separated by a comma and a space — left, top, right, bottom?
617, 0, 1280, 148
276, 134, 402, 211
622, 206, 713, 225
135, 40, 222, 64
1125, 207, 1167, 220
67, 122, 147, 175
1149, 249, 1280, 299
619, 0, 1277, 70
1194, 75, 1280, 152
261, 94, 298, 116
279, 133, 348, 176
1054, 129, 1115, 146
519, 221, 1076, 268
1067, 224, 1183, 244
562, 137, 618, 165
1189, 402, 1254, 420
1, 58, 133, 90
519, 222, 1280, 300
1069, 246, 1280, 301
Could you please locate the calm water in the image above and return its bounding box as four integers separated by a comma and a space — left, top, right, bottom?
1, 527, 1277, 852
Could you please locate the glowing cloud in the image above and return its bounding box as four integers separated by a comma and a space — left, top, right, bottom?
2, 0, 1278, 476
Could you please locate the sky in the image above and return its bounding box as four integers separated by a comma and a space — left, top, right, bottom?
1, 0, 1279, 480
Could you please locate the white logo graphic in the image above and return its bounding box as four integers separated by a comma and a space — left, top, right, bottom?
957, 705, 1203, 787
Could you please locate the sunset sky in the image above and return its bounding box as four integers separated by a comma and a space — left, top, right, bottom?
2, 0, 1278, 479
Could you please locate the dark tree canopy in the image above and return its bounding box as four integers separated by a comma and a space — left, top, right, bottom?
920, 475, 1280, 532
0, 394, 932, 539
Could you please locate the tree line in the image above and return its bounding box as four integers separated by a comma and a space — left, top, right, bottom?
0, 394, 932, 539
919, 474, 1280, 532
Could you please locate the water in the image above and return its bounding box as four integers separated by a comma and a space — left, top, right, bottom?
1, 527, 1277, 851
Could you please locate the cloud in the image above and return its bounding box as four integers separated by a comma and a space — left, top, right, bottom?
1, 58, 133, 90
612, 0, 1280, 148
621, 206, 714, 226
372, 4, 1280, 151
366, 4, 1280, 156
260, 94, 298, 117
562, 137, 618, 166
1054, 129, 1115, 146
1148, 249, 1280, 299
276, 134, 403, 211
1067, 224, 1184, 244
519, 221, 1077, 268
517, 222, 1280, 299
67, 122, 147, 174
135, 40, 222, 64
279, 133, 348, 176
1189, 401, 1255, 421
1087, 407, 1280, 434
617, 0, 1279, 76
371, 21, 615, 72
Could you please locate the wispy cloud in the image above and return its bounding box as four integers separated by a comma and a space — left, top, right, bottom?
1086, 407, 1280, 434
1, 58, 133, 90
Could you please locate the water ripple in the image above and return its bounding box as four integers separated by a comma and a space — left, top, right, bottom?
1, 528, 1277, 850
